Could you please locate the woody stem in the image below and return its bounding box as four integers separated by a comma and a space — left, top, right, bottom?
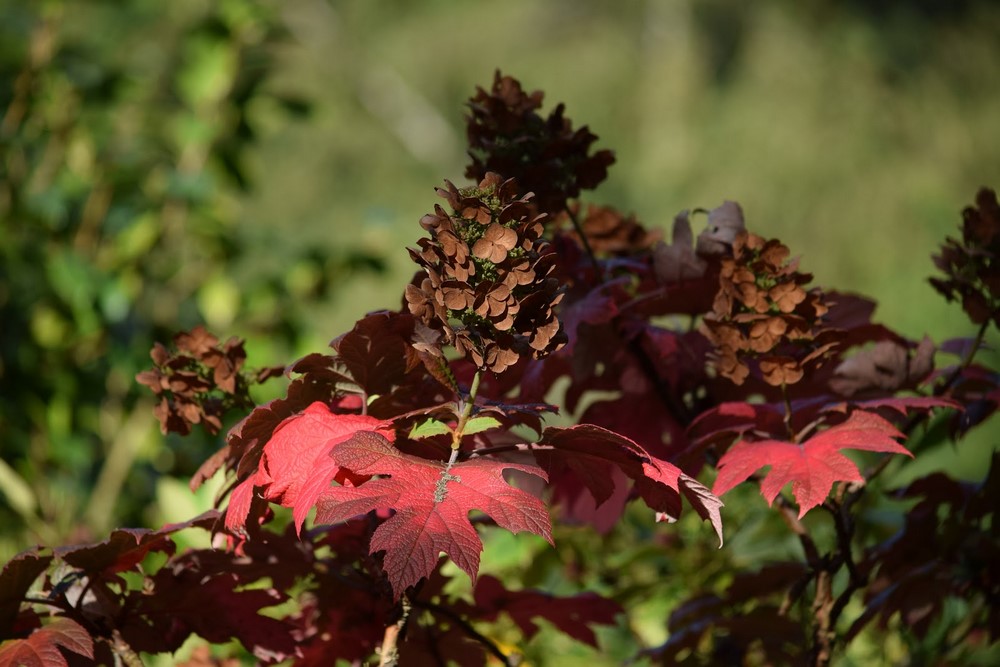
378, 592, 411, 667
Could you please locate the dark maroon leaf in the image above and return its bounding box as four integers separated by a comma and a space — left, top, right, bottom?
534, 424, 723, 544
0, 549, 52, 638
55, 511, 220, 575
121, 554, 297, 660
330, 311, 422, 395
473, 575, 620, 646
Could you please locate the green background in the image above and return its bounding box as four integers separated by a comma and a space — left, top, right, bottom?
1, 1, 999, 663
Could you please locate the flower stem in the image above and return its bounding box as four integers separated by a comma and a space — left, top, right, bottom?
451, 370, 482, 451
782, 383, 796, 440
565, 203, 604, 280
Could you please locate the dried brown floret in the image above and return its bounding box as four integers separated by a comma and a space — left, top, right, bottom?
406, 173, 565, 373
701, 231, 835, 386
465, 71, 615, 217
136, 326, 273, 435
930, 187, 1000, 328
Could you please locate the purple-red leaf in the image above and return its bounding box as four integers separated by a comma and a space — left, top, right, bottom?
473, 575, 622, 646
122, 560, 297, 660
534, 424, 724, 544
713, 411, 912, 517
0, 619, 93, 667
55, 511, 220, 575
315, 434, 552, 598
0, 549, 52, 638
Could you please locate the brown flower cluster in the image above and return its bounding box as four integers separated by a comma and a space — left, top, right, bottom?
136, 326, 278, 435
465, 71, 615, 217
562, 203, 662, 256
701, 232, 833, 386
930, 187, 1000, 328
405, 173, 566, 373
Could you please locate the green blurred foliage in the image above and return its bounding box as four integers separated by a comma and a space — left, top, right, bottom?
2, 0, 999, 663
0, 0, 383, 560
247, 0, 1000, 342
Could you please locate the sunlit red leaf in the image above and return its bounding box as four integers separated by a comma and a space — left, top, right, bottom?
315, 433, 551, 598
713, 411, 912, 517
224, 402, 393, 533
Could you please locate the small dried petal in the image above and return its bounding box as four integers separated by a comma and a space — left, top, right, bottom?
770, 281, 807, 313
472, 223, 518, 263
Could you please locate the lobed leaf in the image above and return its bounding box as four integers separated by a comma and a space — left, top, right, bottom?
713, 410, 912, 517
223, 402, 394, 533
534, 424, 724, 544
472, 575, 622, 647
0, 619, 93, 667
55, 512, 220, 575
315, 433, 552, 598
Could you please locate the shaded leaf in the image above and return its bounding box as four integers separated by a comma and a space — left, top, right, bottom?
121, 556, 297, 660
0, 549, 52, 639
472, 575, 622, 646
55, 512, 220, 575
830, 336, 935, 396
331, 311, 422, 395
534, 424, 723, 544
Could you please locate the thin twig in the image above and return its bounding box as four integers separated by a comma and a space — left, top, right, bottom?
776, 496, 821, 566
413, 599, 514, 666
781, 383, 796, 440
564, 204, 604, 280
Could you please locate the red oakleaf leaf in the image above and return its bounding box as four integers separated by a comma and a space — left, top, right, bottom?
686, 401, 786, 448
533, 424, 724, 545
122, 557, 297, 660
225, 402, 394, 533
472, 575, 622, 646
330, 311, 423, 395
712, 410, 913, 517
54, 511, 220, 575
823, 395, 961, 417
314, 433, 552, 598
0, 619, 93, 667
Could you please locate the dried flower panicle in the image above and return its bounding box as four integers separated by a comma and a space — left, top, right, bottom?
560, 203, 662, 256
465, 71, 615, 217
930, 187, 1000, 328
701, 232, 834, 386
136, 326, 280, 435
405, 173, 566, 374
